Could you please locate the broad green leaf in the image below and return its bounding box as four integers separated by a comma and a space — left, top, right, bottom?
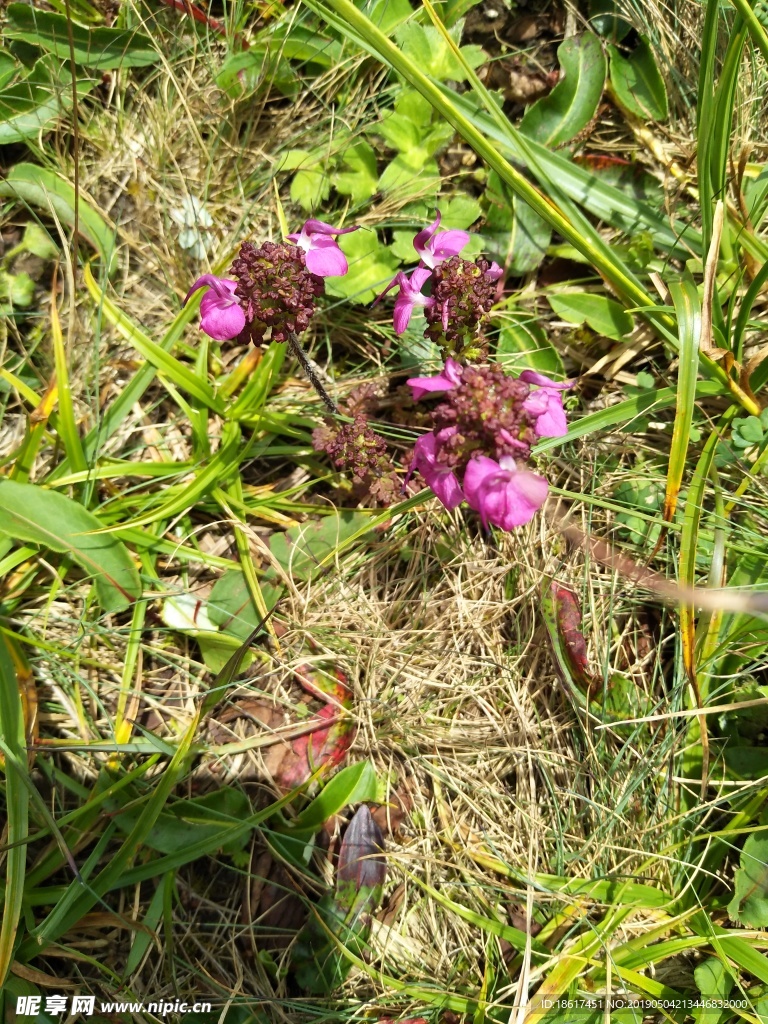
0, 163, 115, 270
377, 152, 440, 194
208, 569, 282, 642
727, 833, 768, 927
483, 176, 552, 274
494, 309, 564, 376
548, 291, 633, 338
108, 787, 251, 856
396, 21, 486, 82
285, 761, 378, 834
0, 479, 142, 612
520, 34, 607, 147
268, 511, 374, 581
589, 0, 632, 41
5, 3, 157, 69
334, 140, 379, 204
0, 51, 18, 90
361, 0, 413, 33
269, 22, 344, 66
325, 230, 400, 302
694, 957, 734, 1024
609, 36, 668, 121
0, 57, 94, 144
291, 167, 331, 211
723, 747, 768, 780
215, 48, 272, 98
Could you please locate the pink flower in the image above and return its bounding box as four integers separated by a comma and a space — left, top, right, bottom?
407, 357, 463, 400
287, 219, 359, 277
463, 455, 548, 530
184, 274, 245, 341
414, 211, 470, 270
520, 370, 575, 438
393, 266, 434, 335
405, 428, 464, 510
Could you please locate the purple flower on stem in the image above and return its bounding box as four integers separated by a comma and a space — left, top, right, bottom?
520, 370, 574, 438
405, 428, 464, 511
393, 267, 434, 335
184, 274, 246, 341
407, 357, 463, 400
287, 219, 359, 277
414, 211, 470, 270
464, 454, 548, 530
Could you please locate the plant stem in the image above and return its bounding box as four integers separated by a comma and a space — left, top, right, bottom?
286, 333, 340, 415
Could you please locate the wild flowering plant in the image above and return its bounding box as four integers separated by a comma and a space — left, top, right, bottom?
384, 212, 574, 530
185, 213, 573, 530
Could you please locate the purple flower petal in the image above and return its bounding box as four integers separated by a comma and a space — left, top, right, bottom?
185, 275, 245, 341
413, 213, 442, 259
464, 455, 548, 530
391, 268, 434, 335
407, 357, 463, 400
305, 238, 348, 277
393, 294, 414, 334
287, 219, 359, 277
519, 371, 575, 438
430, 229, 471, 261
406, 430, 464, 510
519, 370, 574, 391
413, 211, 470, 269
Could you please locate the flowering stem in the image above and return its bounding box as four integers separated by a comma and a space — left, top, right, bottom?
286, 333, 340, 415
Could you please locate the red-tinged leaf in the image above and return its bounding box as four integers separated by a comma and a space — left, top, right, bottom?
377, 1019, 428, 1024
275, 666, 355, 790
548, 583, 600, 697
337, 805, 386, 894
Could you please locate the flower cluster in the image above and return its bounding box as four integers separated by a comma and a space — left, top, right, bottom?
380, 212, 502, 358
312, 383, 400, 506
405, 361, 573, 530
185, 220, 357, 345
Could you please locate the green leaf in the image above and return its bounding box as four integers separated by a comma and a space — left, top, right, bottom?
0, 163, 115, 270
589, 0, 632, 42
360, 0, 413, 33
0, 50, 18, 90
608, 36, 668, 121
548, 292, 634, 339
108, 787, 251, 856
0, 56, 94, 144
325, 230, 400, 302
0, 479, 142, 613
5, 3, 157, 69
495, 309, 564, 376
334, 140, 379, 204
396, 21, 486, 82
520, 34, 607, 147
286, 761, 379, 834
21, 221, 58, 258
483, 175, 552, 273
214, 48, 270, 98
291, 167, 331, 211
378, 152, 440, 194
208, 569, 282, 642
728, 833, 768, 927
268, 511, 374, 581
0, 270, 35, 308
0, 637, 29, 988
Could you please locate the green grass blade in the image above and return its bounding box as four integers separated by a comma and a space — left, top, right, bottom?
664, 279, 702, 525
0, 636, 29, 986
